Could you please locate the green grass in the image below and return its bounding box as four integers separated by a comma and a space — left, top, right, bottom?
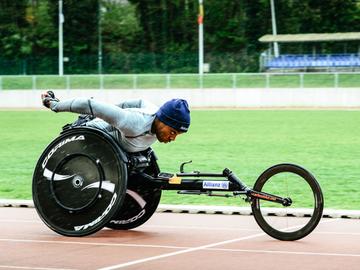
2, 76, 34, 90
170, 75, 200, 88
104, 75, 134, 89
202, 74, 234, 88
1, 73, 360, 90
137, 75, 168, 89
269, 74, 300, 88
0, 110, 360, 210
36, 76, 67, 89
338, 73, 360, 87
303, 74, 335, 88
68, 75, 101, 89
236, 74, 267, 88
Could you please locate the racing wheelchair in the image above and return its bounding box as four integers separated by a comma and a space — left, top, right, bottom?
33, 125, 324, 241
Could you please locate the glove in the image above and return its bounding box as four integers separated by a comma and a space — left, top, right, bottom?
41, 90, 59, 109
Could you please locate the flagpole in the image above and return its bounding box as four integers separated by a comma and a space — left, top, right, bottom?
198, 0, 204, 75
58, 0, 64, 76
270, 0, 279, 57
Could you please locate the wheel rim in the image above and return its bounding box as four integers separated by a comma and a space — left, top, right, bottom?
49, 153, 104, 212
252, 164, 323, 240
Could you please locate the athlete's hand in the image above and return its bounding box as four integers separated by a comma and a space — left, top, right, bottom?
41, 90, 59, 109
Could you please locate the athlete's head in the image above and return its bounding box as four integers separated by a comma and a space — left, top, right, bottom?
153, 99, 190, 143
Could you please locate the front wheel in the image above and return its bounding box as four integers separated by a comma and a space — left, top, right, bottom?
251, 164, 323, 241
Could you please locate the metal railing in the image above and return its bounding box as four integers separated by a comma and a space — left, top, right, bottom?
0, 72, 359, 91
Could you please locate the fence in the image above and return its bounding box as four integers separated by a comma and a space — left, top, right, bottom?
0, 72, 360, 91
0, 52, 258, 75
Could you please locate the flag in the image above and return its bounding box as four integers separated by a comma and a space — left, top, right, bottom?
198, 3, 204, 25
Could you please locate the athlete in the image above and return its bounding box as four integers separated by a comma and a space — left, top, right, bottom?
41, 91, 190, 153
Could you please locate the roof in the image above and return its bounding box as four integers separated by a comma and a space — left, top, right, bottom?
259, 32, 360, 43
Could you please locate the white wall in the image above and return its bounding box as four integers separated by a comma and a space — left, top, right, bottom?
0, 88, 360, 108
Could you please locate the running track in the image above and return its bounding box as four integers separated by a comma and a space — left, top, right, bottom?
0, 207, 359, 270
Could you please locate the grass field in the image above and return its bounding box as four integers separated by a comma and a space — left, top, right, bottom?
0, 109, 359, 209
1, 73, 360, 90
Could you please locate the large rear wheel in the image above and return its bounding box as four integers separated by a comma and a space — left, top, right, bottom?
32, 127, 128, 236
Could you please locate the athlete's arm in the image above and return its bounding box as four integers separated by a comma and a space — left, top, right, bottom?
116, 99, 144, 109
49, 97, 143, 133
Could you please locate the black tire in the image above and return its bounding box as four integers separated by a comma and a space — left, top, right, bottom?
251, 163, 324, 241
106, 174, 161, 230
32, 127, 128, 236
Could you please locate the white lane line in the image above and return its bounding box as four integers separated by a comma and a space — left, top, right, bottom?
2, 221, 357, 235
1, 238, 358, 259
7, 220, 354, 234
0, 219, 41, 223
97, 232, 267, 270
0, 266, 77, 270
207, 248, 360, 257
315, 231, 360, 236
144, 224, 360, 235
97, 218, 341, 270
0, 219, 262, 231
143, 224, 260, 232
0, 238, 189, 250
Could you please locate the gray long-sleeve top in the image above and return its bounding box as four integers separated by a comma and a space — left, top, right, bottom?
51, 98, 158, 153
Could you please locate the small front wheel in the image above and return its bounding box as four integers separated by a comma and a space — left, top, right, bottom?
251, 164, 324, 241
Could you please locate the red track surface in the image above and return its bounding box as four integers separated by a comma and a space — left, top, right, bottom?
0, 207, 359, 270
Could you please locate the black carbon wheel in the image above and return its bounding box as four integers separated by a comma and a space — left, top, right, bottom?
32, 127, 128, 236
251, 164, 324, 241
106, 174, 161, 230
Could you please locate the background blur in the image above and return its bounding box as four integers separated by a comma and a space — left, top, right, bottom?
1, 0, 360, 75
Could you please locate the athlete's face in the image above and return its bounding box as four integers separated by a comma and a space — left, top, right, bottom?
154, 120, 183, 143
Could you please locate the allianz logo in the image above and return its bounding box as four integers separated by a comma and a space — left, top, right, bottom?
202, 181, 229, 190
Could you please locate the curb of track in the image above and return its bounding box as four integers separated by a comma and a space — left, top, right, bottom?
1, 199, 359, 219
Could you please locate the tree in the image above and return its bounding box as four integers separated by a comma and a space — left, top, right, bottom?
101, 0, 142, 53
0, 0, 29, 58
